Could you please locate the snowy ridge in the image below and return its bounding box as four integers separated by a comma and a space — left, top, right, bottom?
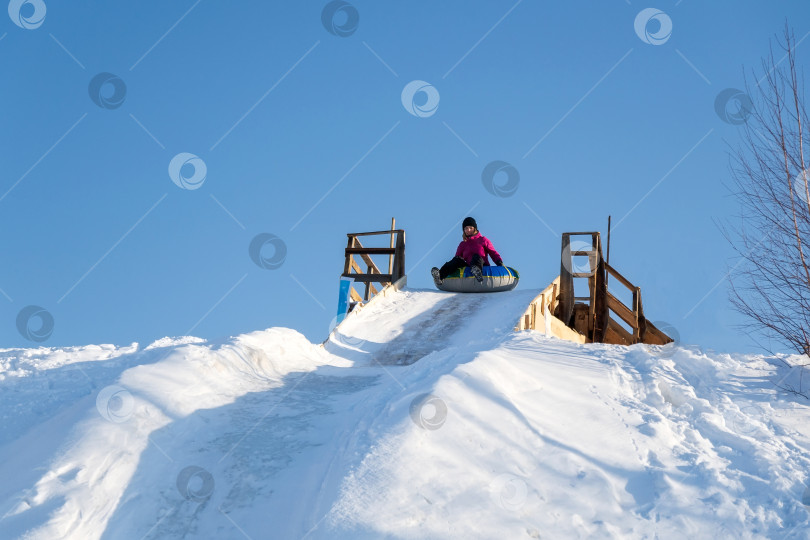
326, 334, 810, 538
1, 288, 809, 539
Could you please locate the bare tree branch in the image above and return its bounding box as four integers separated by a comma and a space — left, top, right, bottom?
728, 25, 810, 395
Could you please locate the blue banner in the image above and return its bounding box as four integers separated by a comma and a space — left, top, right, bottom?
336, 276, 354, 325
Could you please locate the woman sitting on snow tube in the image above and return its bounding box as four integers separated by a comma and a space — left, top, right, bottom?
430, 217, 519, 293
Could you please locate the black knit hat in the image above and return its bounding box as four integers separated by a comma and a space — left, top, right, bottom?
462, 217, 477, 230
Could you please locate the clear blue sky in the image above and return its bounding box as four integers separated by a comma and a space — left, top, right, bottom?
2, 1, 808, 353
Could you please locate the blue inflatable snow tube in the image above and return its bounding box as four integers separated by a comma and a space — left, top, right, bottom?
436, 266, 519, 293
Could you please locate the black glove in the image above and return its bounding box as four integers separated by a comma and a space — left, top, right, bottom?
496, 261, 504, 266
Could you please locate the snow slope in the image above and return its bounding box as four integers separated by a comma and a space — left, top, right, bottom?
1, 288, 810, 539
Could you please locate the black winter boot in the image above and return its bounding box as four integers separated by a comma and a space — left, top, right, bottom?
431, 267, 442, 286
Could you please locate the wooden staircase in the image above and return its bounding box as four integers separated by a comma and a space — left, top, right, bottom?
341, 219, 405, 308
516, 232, 672, 346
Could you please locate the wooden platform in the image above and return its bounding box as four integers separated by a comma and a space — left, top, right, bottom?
514, 232, 673, 346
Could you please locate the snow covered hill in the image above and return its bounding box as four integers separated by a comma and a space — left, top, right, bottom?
1, 288, 810, 539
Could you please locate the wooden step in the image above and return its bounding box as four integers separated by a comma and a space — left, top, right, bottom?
345, 248, 397, 255
341, 273, 393, 283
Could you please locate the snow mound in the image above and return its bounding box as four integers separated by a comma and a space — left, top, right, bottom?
1, 288, 809, 539
144, 336, 207, 350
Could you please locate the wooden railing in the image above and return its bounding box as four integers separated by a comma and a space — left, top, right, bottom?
342, 227, 405, 305
558, 232, 608, 342
517, 231, 672, 346
515, 276, 589, 344
603, 262, 644, 345
602, 262, 670, 346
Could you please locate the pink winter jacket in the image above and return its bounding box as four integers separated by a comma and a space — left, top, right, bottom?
455, 232, 503, 266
